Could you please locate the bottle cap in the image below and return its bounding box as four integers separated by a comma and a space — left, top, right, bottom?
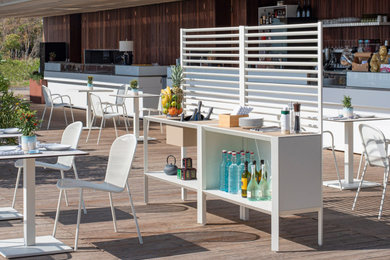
232, 152, 236, 155
253, 160, 256, 164
250, 152, 254, 154
293, 102, 301, 112
261, 160, 265, 164
228, 151, 232, 154
281, 109, 289, 115
241, 152, 245, 155
222, 150, 227, 153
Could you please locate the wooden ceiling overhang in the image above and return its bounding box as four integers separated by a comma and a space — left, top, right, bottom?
0, 0, 180, 18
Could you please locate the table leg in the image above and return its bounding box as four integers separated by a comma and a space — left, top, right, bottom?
24, 159, 35, 246
181, 147, 187, 201
133, 97, 140, 140
86, 92, 92, 129
143, 118, 149, 204
344, 122, 354, 184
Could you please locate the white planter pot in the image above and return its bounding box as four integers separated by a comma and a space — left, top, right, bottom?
343, 107, 354, 118
21, 135, 37, 152
87, 83, 93, 90
132, 89, 139, 96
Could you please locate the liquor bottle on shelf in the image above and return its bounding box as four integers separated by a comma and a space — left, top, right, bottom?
248, 151, 255, 173
306, 0, 311, 18
219, 150, 227, 192
296, 0, 302, 18
224, 151, 232, 192
256, 160, 263, 184
301, 0, 306, 18
238, 152, 246, 177
241, 161, 251, 198
228, 152, 239, 194
237, 150, 243, 166
259, 161, 271, 200
245, 151, 250, 163
247, 162, 260, 201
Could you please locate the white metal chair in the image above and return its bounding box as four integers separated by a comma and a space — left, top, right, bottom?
323, 130, 342, 190
86, 94, 128, 144
142, 95, 163, 133
52, 134, 143, 250
41, 85, 74, 130
352, 124, 390, 219
101, 84, 131, 127
13, 121, 86, 213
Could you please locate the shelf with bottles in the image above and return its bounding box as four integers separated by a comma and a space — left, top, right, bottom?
145, 171, 198, 191
323, 21, 390, 28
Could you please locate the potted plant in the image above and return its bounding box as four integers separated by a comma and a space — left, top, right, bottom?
29, 71, 46, 104
49, 52, 56, 61
130, 79, 139, 95
342, 95, 353, 118
87, 76, 93, 89
16, 108, 40, 152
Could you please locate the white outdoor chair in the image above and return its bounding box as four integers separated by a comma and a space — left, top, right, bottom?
52, 134, 143, 250
142, 95, 163, 133
13, 121, 86, 213
352, 124, 390, 219
41, 85, 74, 130
323, 130, 342, 190
86, 94, 128, 144
101, 84, 131, 127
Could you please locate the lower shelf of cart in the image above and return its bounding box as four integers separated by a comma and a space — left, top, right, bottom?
145, 171, 198, 191
204, 189, 272, 214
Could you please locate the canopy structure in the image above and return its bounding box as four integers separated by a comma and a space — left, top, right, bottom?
0, 0, 179, 17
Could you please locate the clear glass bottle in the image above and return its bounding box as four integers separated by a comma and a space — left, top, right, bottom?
245, 151, 250, 163
248, 152, 255, 173
224, 151, 232, 192
237, 150, 244, 166
259, 161, 271, 201
241, 161, 250, 198
219, 150, 227, 191
228, 152, 239, 194
247, 162, 260, 201
238, 152, 246, 191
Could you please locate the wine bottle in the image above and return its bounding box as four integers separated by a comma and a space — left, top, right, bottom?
219, 150, 227, 191
247, 162, 260, 201
228, 152, 239, 194
296, 0, 302, 18
306, 0, 311, 18
241, 161, 250, 198
301, 0, 306, 18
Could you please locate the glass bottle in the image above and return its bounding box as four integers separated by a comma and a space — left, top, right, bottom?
228, 152, 239, 194
248, 152, 255, 173
219, 150, 227, 191
293, 102, 301, 134
238, 152, 246, 191
241, 161, 250, 198
224, 151, 232, 192
245, 151, 250, 163
296, 0, 302, 18
247, 163, 260, 201
237, 150, 243, 166
259, 162, 271, 200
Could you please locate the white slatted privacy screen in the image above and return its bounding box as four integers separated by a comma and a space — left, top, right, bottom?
181, 22, 323, 133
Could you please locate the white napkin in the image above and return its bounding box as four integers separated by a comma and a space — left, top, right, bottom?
0, 150, 24, 156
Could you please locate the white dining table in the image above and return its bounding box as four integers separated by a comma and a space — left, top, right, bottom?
79, 89, 114, 130
0, 148, 88, 258
323, 116, 390, 190
111, 93, 160, 142
0, 131, 23, 221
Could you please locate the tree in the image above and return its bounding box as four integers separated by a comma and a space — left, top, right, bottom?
3, 34, 21, 58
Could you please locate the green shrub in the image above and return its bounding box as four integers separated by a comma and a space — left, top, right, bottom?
0, 58, 40, 87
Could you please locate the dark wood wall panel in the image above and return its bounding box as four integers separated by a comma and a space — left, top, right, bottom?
43, 15, 70, 43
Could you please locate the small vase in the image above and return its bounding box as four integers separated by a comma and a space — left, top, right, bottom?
132, 89, 139, 96
87, 83, 93, 90
21, 135, 37, 152
343, 107, 354, 118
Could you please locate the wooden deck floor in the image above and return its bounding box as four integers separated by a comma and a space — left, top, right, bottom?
1, 102, 390, 259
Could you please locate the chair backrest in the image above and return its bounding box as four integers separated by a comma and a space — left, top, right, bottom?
115, 84, 128, 105
57, 121, 83, 167
104, 134, 137, 189
90, 93, 105, 117
359, 124, 389, 168
42, 85, 53, 107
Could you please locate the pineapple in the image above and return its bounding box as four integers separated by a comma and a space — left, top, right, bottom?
171, 65, 184, 103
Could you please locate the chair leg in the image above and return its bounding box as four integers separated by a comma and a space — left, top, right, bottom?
113, 117, 118, 138
378, 166, 389, 219
352, 161, 368, 210
331, 146, 342, 191
73, 162, 87, 214
60, 170, 69, 206
74, 188, 83, 251
12, 167, 22, 208
97, 118, 104, 145
108, 192, 118, 232
86, 115, 95, 143
40, 106, 47, 128
70, 105, 75, 122
53, 189, 63, 237
147, 110, 151, 133
126, 181, 143, 244
63, 107, 68, 125
357, 153, 364, 180
47, 106, 54, 130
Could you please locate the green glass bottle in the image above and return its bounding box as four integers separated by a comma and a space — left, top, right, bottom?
259, 161, 270, 200
241, 161, 250, 198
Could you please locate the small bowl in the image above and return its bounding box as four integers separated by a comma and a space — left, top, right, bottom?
239, 117, 264, 129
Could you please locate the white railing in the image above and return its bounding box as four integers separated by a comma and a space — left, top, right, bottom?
181, 23, 323, 132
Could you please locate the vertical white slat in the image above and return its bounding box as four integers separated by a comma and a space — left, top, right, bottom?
239, 26, 246, 106
180, 28, 186, 112
317, 22, 323, 133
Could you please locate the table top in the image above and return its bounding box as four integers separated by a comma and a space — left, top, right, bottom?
112, 93, 160, 98
323, 116, 390, 123
78, 89, 114, 93
0, 133, 21, 138
0, 148, 88, 160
